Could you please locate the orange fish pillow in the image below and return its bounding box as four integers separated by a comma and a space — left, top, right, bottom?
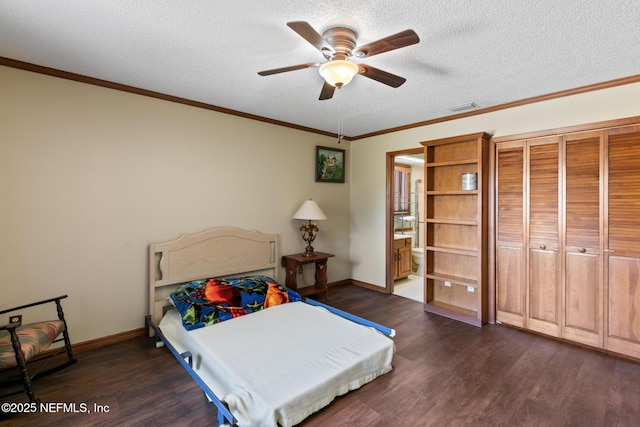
170, 275, 301, 330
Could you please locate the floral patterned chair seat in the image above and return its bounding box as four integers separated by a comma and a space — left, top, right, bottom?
0, 295, 75, 402
0, 320, 66, 368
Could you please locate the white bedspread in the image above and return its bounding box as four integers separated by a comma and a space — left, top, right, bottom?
159, 301, 394, 427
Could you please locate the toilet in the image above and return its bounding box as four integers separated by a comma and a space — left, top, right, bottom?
411, 247, 424, 276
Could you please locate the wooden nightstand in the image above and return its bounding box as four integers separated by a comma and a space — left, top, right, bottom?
281, 252, 335, 299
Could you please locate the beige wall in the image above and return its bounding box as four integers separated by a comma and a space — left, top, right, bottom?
0, 65, 349, 343
350, 82, 640, 288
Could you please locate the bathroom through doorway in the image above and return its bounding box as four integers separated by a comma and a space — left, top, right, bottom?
386, 147, 424, 303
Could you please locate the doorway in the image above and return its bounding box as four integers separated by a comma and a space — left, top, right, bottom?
386, 147, 424, 302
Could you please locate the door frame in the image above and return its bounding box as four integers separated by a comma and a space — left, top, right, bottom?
386, 147, 424, 294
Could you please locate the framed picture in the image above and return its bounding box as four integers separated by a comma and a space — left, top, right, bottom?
316, 146, 346, 183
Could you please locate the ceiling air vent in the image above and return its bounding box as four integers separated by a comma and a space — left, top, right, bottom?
447, 102, 479, 113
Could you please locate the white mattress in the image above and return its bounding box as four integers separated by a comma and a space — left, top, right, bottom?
159, 301, 394, 427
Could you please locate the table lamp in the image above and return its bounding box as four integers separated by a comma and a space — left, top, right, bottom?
293, 199, 327, 256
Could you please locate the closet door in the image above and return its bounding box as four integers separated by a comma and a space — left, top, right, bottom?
527, 137, 561, 337
563, 131, 603, 347
606, 125, 640, 359
495, 141, 525, 327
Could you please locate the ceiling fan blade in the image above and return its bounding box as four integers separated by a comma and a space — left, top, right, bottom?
358, 64, 406, 88
287, 21, 333, 54
353, 29, 420, 58
319, 81, 336, 100
258, 62, 320, 76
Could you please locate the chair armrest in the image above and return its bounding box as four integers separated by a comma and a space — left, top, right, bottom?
0, 320, 22, 332
0, 295, 68, 315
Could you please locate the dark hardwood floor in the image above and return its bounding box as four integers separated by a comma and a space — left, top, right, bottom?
2, 284, 640, 426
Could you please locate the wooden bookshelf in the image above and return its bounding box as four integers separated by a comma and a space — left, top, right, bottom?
421, 133, 490, 326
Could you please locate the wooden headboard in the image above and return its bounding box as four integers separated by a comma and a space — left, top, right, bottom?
148, 227, 278, 329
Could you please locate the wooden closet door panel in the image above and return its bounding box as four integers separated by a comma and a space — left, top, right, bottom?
496, 245, 525, 326
496, 144, 525, 326
563, 134, 603, 347
564, 252, 601, 346
497, 147, 524, 243
608, 130, 640, 254
528, 142, 559, 247
606, 126, 640, 358
607, 256, 640, 358
527, 139, 560, 336
565, 254, 598, 329
565, 136, 601, 249
528, 248, 560, 336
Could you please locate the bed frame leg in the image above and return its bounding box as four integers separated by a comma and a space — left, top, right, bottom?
218, 410, 228, 426
145, 315, 164, 347
180, 351, 193, 368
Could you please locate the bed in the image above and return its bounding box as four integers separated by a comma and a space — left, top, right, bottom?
146, 227, 395, 426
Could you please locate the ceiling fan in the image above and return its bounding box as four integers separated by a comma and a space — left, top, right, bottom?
258, 21, 420, 100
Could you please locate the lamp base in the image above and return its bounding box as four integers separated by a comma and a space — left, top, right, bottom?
303, 243, 315, 257
300, 222, 318, 257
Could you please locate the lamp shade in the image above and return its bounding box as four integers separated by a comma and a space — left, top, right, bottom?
293, 199, 327, 220
319, 60, 359, 87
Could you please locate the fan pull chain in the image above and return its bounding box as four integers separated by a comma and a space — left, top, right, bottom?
337, 97, 344, 144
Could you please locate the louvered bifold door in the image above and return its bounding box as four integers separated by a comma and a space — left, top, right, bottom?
496, 141, 526, 327
527, 137, 561, 337
605, 125, 640, 359
563, 131, 603, 347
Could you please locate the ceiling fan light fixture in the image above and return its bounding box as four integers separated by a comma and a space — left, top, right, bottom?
319, 60, 359, 87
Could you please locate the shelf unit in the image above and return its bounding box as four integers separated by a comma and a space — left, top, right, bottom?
421, 132, 490, 326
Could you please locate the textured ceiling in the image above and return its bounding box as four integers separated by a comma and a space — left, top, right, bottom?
1, 1, 639, 138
